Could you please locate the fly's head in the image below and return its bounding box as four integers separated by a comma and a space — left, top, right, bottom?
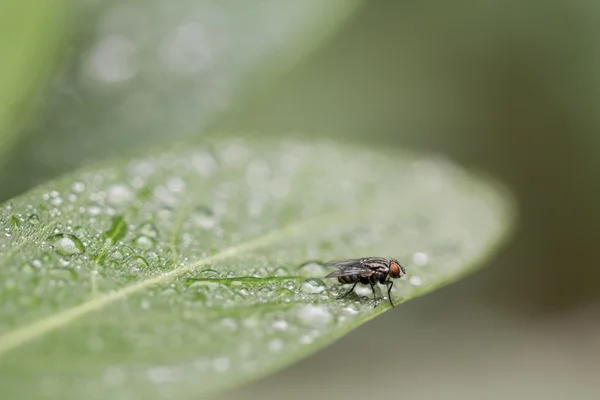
389, 259, 406, 279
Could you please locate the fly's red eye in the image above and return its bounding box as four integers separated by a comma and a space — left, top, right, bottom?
390, 262, 401, 278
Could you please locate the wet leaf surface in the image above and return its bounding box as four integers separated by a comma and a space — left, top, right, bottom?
0, 138, 514, 399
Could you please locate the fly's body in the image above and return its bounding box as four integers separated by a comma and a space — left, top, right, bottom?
324, 257, 406, 308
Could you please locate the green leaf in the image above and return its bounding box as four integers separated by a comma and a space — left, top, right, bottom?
0, 0, 364, 200
0, 0, 70, 165
0, 138, 514, 399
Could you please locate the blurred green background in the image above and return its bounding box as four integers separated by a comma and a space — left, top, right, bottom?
2, 0, 599, 398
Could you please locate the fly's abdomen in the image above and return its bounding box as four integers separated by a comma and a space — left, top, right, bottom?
338, 275, 357, 284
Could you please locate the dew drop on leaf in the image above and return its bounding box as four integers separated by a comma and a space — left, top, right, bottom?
212, 357, 230, 373
138, 221, 159, 238
274, 287, 294, 302
301, 278, 326, 294
27, 214, 40, 225
70, 181, 86, 193
130, 256, 149, 269
271, 320, 289, 332
299, 334, 314, 345
268, 339, 284, 353
354, 285, 371, 297
133, 235, 155, 250
284, 280, 297, 290
298, 261, 326, 277
220, 318, 237, 331
409, 276, 423, 286
106, 183, 133, 206
412, 251, 429, 266
197, 268, 220, 278
47, 233, 85, 256
190, 206, 217, 230
189, 281, 219, 291
296, 304, 332, 327
271, 266, 289, 276
87, 205, 102, 216
342, 306, 359, 316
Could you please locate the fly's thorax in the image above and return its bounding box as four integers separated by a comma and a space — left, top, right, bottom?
372, 269, 388, 281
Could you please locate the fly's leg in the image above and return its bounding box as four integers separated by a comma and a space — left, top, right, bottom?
338, 282, 358, 299
381, 280, 394, 308
369, 282, 378, 308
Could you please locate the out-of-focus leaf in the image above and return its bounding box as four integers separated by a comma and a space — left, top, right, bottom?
0, 0, 363, 200
0, 0, 69, 165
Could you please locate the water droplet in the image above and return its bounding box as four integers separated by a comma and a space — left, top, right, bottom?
271, 320, 289, 332
166, 176, 186, 193
409, 276, 423, 286
284, 280, 297, 290
243, 318, 258, 328
47, 234, 85, 256
146, 251, 160, 265
298, 261, 325, 277
189, 281, 219, 291
133, 235, 155, 250
86, 34, 138, 83
27, 214, 40, 225
197, 268, 220, 278
190, 206, 217, 229
297, 304, 332, 328
221, 318, 237, 330
299, 334, 314, 345
221, 142, 249, 166
190, 151, 217, 177
259, 285, 274, 294
108, 249, 124, 261
59, 257, 71, 267
301, 278, 326, 294
88, 205, 102, 216
355, 284, 375, 297
71, 181, 86, 193
412, 252, 429, 266
268, 339, 284, 352
275, 287, 294, 302
159, 23, 212, 75
342, 306, 359, 316
138, 222, 159, 238
212, 357, 230, 373
153, 186, 177, 207
146, 366, 174, 384
130, 256, 149, 269
106, 183, 133, 206
272, 266, 289, 276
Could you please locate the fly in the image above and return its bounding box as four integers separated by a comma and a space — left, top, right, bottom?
324, 257, 406, 308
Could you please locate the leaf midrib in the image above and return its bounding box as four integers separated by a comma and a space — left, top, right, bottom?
0, 197, 386, 358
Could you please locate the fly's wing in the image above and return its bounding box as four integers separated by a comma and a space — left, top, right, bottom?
324, 259, 373, 278
325, 257, 387, 269
324, 266, 370, 278
324, 259, 362, 268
